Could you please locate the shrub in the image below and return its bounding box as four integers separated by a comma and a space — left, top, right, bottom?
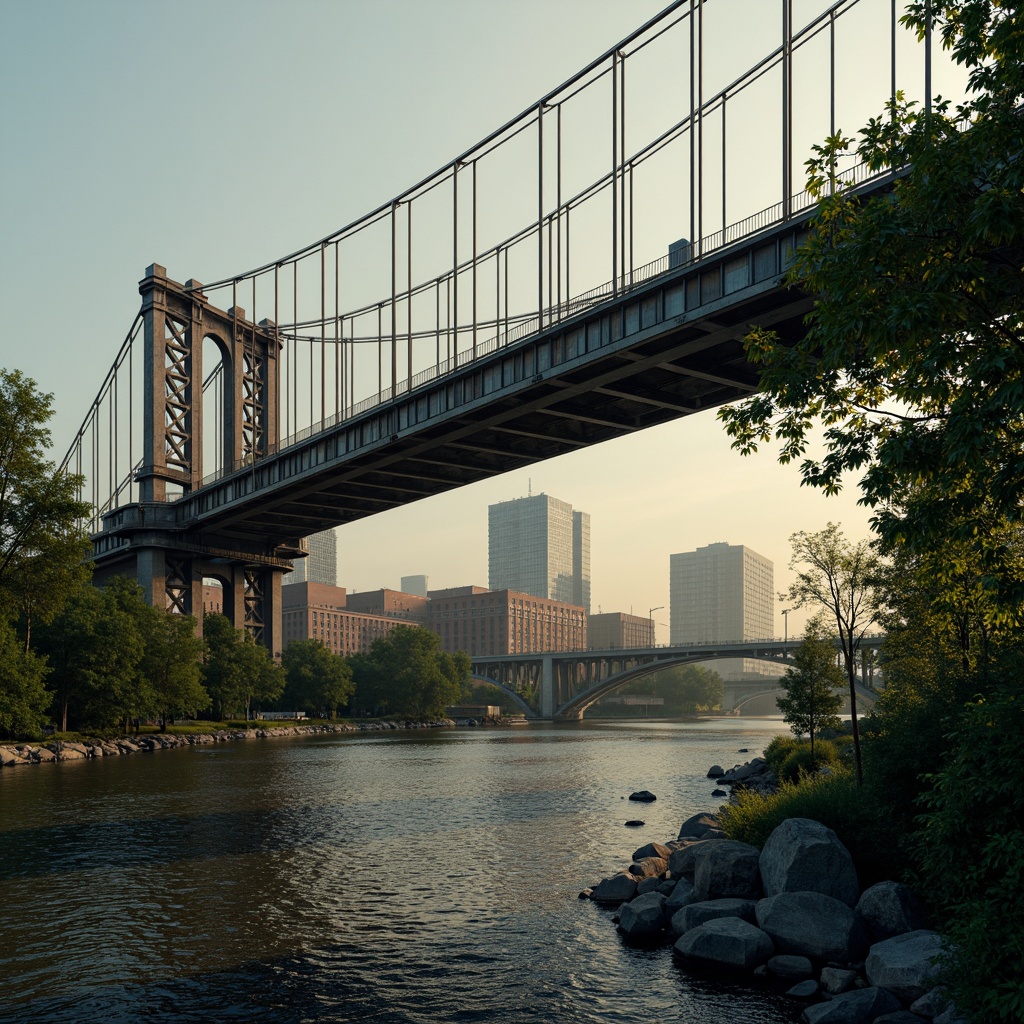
718, 771, 897, 888
762, 734, 801, 774
912, 685, 1024, 1024
778, 738, 841, 784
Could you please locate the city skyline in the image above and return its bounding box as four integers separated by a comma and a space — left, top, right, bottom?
1, 1, 965, 643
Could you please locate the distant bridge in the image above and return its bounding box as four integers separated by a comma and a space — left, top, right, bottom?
470, 636, 883, 720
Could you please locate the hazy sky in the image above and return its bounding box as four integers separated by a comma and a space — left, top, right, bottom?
0, 1, 961, 641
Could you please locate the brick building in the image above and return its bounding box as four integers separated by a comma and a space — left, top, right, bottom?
587, 611, 655, 650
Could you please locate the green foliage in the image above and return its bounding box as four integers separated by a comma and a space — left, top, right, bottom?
203, 614, 285, 720
717, 3, 1024, 601
0, 617, 50, 738
778, 739, 841, 785
138, 604, 206, 729
0, 368, 92, 640
912, 685, 1024, 1024
718, 770, 894, 888
281, 639, 354, 719
776, 615, 845, 751
350, 626, 469, 719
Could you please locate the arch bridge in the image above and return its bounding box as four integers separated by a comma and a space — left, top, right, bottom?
471, 636, 884, 720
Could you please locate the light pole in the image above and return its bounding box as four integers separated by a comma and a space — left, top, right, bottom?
782, 608, 790, 655
648, 606, 664, 646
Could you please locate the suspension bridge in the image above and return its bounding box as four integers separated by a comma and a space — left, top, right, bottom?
60, 0, 939, 656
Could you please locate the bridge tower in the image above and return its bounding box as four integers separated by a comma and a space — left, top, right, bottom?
91, 265, 299, 655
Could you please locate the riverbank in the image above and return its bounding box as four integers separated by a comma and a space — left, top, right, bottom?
0, 716, 518, 767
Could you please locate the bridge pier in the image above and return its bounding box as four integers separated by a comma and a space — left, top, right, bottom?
540, 656, 555, 719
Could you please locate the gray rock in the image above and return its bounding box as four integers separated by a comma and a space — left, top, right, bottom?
767, 954, 814, 979
674, 917, 774, 970
802, 987, 901, 1024
665, 877, 697, 914
618, 891, 667, 942
632, 841, 672, 861
693, 840, 762, 901
677, 813, 719, 839
856, 881, 928, 941
864, 929, 944, 1002
702, 828, 727, 839
590, 872, 639, 904
712, 788, 728, 797
637, 876, 662, 895
669, 840, 719, 880
756, 891, 868, 961
820, 967, 858, 994
656, 879, 677, 896
721, 757, 768, 782
759, 818, 860, 908
679, 898, 757, 933
874, 1013, 927, 1024
910, 986, 949, 1018
787, 980, 820, 999
707, 765, 725, 777
933, 1008, 968, 1024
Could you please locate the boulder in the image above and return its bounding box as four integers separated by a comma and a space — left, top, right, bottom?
787, 980, 820, 1000
637, 876, 662, 895
874, 1013, 927, 1024
693, 840, 762, 901
707, 765, 725, 778
712, 789, 728, 797
629, 856, 668, 879
721, 757, 768, 782
618, 891, 668, 942
677, 813, 719, 840
624, 820, 645, 827
820, 967, 858, 995
910, 987, 950, 1018
767, 954, 814, 979
678, 898, 756, 934
0, 747, 30, 767
590, 872, 639, 904
674, 917, 774, 970
933, 1008, 968, 1024
802, 988, 901, 1024
864, 929, 944, 1002
629, 790, 657, 802
759, 818, 860, 908
856, 881, 928, 941
756, 892, 868, 961
664, 877, 696, 914
58, 747, 87, 760
669, 840, 716, 880
632, 841, 672, 861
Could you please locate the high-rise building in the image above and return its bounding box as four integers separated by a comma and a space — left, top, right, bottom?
285, 529, 337, 587
669, 542, 776, 680
401, 574, 429, 597
488, 494, 591, 612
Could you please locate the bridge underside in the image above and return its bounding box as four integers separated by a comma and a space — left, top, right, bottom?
172, 223, 813, 545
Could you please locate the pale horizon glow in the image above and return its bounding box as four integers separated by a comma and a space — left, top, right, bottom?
0, 1, 964, 642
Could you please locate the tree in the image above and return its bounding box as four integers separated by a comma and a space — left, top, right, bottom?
776, 614, 845, 766
0, 369, 92, 645
202, 613, 283, 721
0, 617, 50, 738
785, 524, 878, 783
350, 626, 468, 719
717, 2, 1024, 607
36, 577, 149, 732
139, 608, 207, 730
281, 639, 354, 719
620, 664, 725, 714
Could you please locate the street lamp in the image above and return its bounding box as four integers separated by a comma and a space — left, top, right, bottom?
648, 606, 664, 646
781, 609, 790, 654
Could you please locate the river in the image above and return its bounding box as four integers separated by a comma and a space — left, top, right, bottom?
0, 719, 803, 1024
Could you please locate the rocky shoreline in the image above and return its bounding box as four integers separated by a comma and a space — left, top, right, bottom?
0, 716, 510, 768
582, 755, 966, 1024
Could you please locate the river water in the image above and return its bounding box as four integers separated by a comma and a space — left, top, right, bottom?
0, 719, 803, 1024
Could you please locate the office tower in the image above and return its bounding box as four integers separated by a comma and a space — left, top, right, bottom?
401, 574, 429, 597
488, 493, 591, 612
669, 541, 775, 679
284, 528, 337, 587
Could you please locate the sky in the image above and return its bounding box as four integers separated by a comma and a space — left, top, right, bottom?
0, 0, 964, 642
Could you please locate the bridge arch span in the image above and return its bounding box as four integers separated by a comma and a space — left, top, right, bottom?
555, 652, 791, 720
467, 675, 538, 719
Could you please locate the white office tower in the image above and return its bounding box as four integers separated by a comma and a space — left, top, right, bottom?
488, 494, 591, 612
285, 529, 338, 587
669, 542, 776, 680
